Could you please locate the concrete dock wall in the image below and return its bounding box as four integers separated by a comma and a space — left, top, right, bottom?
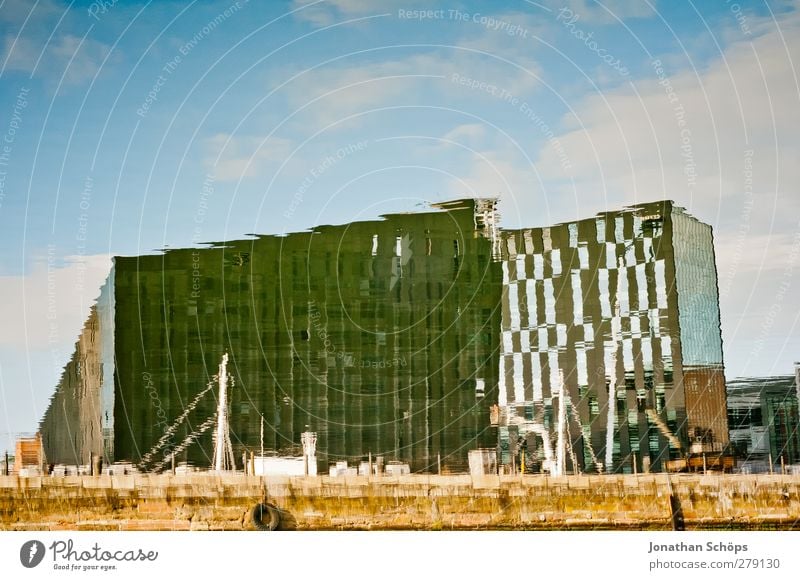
1, 474, 799, 531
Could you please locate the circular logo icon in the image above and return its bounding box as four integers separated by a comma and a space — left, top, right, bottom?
20, 540, 46, 568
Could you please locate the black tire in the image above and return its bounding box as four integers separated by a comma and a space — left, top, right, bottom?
251, 503, 281, 531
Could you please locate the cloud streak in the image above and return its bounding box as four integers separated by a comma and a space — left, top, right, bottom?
203, 133, 294, 181
1, 0, 113, 86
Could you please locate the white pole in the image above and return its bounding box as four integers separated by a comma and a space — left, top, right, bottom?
556, 370, 566, 477
605, 300, 621, 473
605, 351, 617, 472
260, 415, 264, 457
214, 353, 229, 472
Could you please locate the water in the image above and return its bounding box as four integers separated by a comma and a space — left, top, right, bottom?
38, 198, 732, 476
41, 199, 502, 473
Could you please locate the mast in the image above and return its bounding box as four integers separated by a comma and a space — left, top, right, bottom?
212, 353, 235, 471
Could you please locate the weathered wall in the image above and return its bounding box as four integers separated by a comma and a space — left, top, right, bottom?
1, 474, 799, 531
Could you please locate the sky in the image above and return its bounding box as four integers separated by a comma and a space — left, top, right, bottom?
0, 0, 798, 453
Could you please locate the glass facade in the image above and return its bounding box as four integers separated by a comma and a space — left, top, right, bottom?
496, 201, 728, 474
727, 375, 800, 470
39, 199, 728, 475
41, 199, 502, 473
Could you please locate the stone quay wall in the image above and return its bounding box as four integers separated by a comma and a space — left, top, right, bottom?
1, 473, 799, 531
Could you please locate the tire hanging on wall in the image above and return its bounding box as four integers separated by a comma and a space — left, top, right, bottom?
251, 503, 281, 531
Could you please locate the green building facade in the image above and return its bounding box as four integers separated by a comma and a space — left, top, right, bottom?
42, 199, 502, 473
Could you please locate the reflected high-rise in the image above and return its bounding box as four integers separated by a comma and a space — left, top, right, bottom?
496, 201, 728, 473
39, 198, 728, 475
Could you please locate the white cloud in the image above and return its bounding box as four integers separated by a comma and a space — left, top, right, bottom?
2, 14, 112, 86
442, 144, 550, 225
290, 0, 425, 26
284, 6, 549, 132
283, 47, 540, 130
51, 34, 111, 85
283, 58, 423, 128
0, 0, 59, 26
448, 10, 544, 86
282, 8, 545, 132
441, 123, 487, 145
542, 0, 658, 24
0, 0, 115, 87
203, 133, 294, 181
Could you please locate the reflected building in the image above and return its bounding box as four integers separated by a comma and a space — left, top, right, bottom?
39, 198, 729, 475
39, 278, 115, 466
40, 199, 502, 473
727, 374, 800, 472
495, 201, 728, 474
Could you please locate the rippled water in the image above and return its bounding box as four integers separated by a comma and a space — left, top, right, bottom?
40, 199, 501, 473
39, 198, 731, 476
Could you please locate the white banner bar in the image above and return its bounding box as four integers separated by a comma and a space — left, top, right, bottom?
1, 530, 798, 579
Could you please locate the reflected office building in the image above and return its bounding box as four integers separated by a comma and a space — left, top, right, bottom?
495, 201, 728, 474
38, 199, 728, 474
40, 199, 502, 473
727, 374, 800, 473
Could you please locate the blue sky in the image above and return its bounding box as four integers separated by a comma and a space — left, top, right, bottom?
1, 0, 799, 452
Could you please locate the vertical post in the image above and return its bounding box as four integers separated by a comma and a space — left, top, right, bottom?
703, 453, 707, 475
368, 452, 372, 478
633, 452, 637, 476
3, 451, 8, 476
769, 453, 774, 474
556, 370, 567, 477
260, 415, 264, 458
38, 434, 45, 474
605, 300, 620, 472
171, 453, 175, 475
214, 353, 231, 472
437, 453, 441, 476
781, 456, 786, 475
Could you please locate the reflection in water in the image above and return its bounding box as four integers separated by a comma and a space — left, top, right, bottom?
496, 202, 728, 474
39, 199, 728, 474
727, 375, 799, 473
42, 199, 501, 473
